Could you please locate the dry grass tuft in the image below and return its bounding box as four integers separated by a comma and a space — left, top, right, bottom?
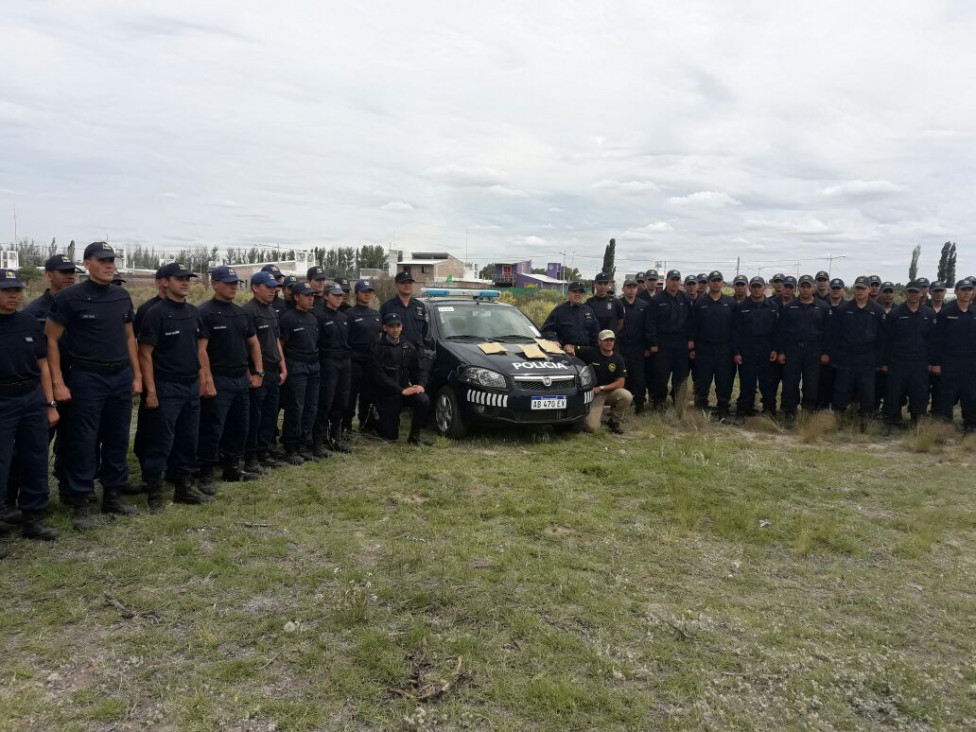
902, 419, 957, 453
797, 411, 837, 443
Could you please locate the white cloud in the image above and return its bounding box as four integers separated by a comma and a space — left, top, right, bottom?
380, 201, 414, 212
425, 164, 509, 187
821, 180, 906, 197
591, 179, 660, 194
667, 191, 741, 207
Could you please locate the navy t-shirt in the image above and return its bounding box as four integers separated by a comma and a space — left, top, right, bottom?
198, 298, 256, 371
138, 298, 202, 380
49, 280, 134, 363
0, 312, 47, 381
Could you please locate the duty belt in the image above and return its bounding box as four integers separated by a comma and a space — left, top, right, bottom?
0, 378, 40, 397
72, 358, 130, 374
155, 371, 199, 385
210, 366, 248, 377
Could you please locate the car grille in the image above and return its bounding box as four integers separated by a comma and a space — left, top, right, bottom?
513, 375, 577, 392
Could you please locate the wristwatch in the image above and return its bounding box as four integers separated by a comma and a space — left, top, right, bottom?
254, 370, 266, 377
48, 400, 58, 408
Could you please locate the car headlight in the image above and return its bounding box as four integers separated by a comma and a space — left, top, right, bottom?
458, 366, 508, 390
578, 365, 595, 389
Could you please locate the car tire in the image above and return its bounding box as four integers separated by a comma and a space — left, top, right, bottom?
435, 386, 468, 439
553, 420, 585, 435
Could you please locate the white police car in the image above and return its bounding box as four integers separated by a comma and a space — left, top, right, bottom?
422, 290, 594, 437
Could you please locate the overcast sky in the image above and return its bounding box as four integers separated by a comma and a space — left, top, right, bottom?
2, 1, 974, 281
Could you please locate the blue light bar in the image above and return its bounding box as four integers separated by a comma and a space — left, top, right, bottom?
422, 288, 501, 298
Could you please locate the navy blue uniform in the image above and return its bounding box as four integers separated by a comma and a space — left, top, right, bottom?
690, 293, 735, 414
649, 289, 692, 408
315, 306, 352, 446
732, 297, 779, 416
541, 301, 599, 350
132, 294, 163, 464
344, 304, 382, 431
828, 300, 886, 418
775, 299, 828, 416
278, 309, 320, 450
930, 302, 976, 428
23, 290, 55, 326
816, 298, 846, 409
617, 297, 654, 409
243, 297, 282, 463
369, 336, 429, 441
0, 312, 50, 514
49, 280, 135, 502
197, 298, 256, 472
138, 298, 202, 485
585, 295, 624, 334
882, 303, 936, 423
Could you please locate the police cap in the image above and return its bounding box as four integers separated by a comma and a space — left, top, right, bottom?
749, 276, 765, 286
383, 312, 402, 325
881, 281, 895, 292
853, 275, 870, 288
916, 277, 931, 288
684, 275, 697, 285
798, 274, 815, 285
336, 277, 351, 291
261, 264, 283, 277
635, 271, 645, 282
83, 241, 117, 260
325, 283, 344, 296
307, 266, 327, 281
291, 282, 315, 296
666, 269, 681, 281
623, 276, 638, 286
955, 279, 974, 290
830, 278, 845, 289
815, 271, 829, 281
394, 271, 415, 283
783, 276, 797, 287
158, 262, 197, 279
567, 281, 586, 292
645, 269, 660, 280
771, 273, 785, 283
732, 275, 748, 285
868, 275, 882, 285
211, 266, 243, 283
696, 272, 708, 283
251, 271, 282, 288
905, 281, 922, 292
0, 270, 25, 289
354, 279, 374, 293
594, 272, 611, 284
707, 270, 723, 281
930, 280, 946, 292
281, 275, 299, 289
44, 254, 81, 272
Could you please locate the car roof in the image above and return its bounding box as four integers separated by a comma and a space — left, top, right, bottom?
421, 297, 512, 307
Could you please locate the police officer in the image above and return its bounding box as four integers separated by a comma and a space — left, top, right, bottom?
281, 275, 299, 310
578, 331, 632, 434
46, 242, 141, 530
586, 273, 624, 334
335, 277, 352, 312
24, 254, 81, 325
278, 282, 320, 463
345, 279, 382, 433
814, 271, 831, 301
369, 313, 432, 445
307, 266, 328, 313
769, 274, 786, 303
132, 266, 168, 470
774, 275, 829, 424
731, 274, 748, 304
617, 276, 654, 414
689, 271, 735, 418
650, 270, 693, 411
638, 270, 658, 303
380, 271, 433, 354
929, 281, 946, 314
867, 275, 882, 302
732, 276, 779, 422
540, 281, 599, 356
137, 263, 211, 511
243, 272, 286, 472
315, 282, 352, 454
882, 280, 936, 428
683, 275, 699, 301
879, 282, 896, 314
260, 264, 287, 315
930, 279, 976, 431
196, 266, 264, 489
778, 276, 797, 306
816, 277, 847, 410
873, 281, 897, 414
828, 275, 887, 429
0, 270, 59, 555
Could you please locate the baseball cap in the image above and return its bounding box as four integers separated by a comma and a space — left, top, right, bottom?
281, 275, 299, 288
696, 272, 708, 283
955, 279, 974, 290
0, 269, 25, 289
44, 254, 81, 272
916, 277, 931, 288
815, 271, 829, 280
394, 271, 415, 284
708, 270, 723, 281
906, 281, 922, 292
771, 273, 785, 283
930, 280, 946, 291
594, 272, 611, 283
354, 279, 374, 293
211, 266, 243, 283
291, 282, 315, 296
623, 277, 638, 286
830, 278, 845, 289
567, 281, 586, 292
645, 269, 660, 280
783, 276, 797, 287
383, 312, 402, 325
749, 276, 765, 286
853, 275, 870, 288
83, 241, 117, 260
307, 266, 327, 281
881, 281, 895, 292
335, 277, 351, 291
798, 274, 814, 285
325, 283, 344, 296
666, 269, 681, 280
635, 271, 645, 282
158, 262, 197, 279
684, 275, 697, 285
732, 275, 748, 285
598, 329, 616, 341
261, 264, 283, 277
251, 271, 282, 288
868, 275, 882, 285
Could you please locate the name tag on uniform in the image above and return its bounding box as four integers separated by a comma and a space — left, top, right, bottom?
81, 313, 96, 320
293, 327, 305, 332
24, 336, 33, 342
164, 330, 181, 336
258, 324, 269, 330
213, 325, 227, 330
324, 321, 334, 327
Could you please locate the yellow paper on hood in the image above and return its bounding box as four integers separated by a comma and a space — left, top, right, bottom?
535, 339, 564, 354
478, 342, 507, 354
520, 343, 547, 359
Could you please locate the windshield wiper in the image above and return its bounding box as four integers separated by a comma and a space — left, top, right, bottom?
489, 334, 537, 341
445, 334, 486, 341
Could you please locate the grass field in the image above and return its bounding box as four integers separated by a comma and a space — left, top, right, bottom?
2, 410, 975, 731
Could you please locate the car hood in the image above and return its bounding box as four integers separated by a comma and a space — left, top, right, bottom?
441, 339, 582, 376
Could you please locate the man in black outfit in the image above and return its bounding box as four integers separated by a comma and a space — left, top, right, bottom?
577, 330, 632, 434
541, 281, 599, 356
369, 313, 432, 445
244, 272, 286, 472
882, 280, 936, 429
585, 272, 624, 334
380, 271, 434, 380
650, 270, 692, 411
278, 283, 320, 463
345, 279, 382, 433
689, 271, 735, 418
315, 283, 352, 454
930, 279, 976, 431
732, 276, 779, 422
775, 275, 829, 424
196, 266, 264, 490
137, 263, 212, 510
617, 276, 654, 414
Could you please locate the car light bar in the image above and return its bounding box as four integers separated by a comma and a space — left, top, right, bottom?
422, 288, 501, 299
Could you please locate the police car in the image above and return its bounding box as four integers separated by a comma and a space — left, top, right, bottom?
422, 289, 594, 437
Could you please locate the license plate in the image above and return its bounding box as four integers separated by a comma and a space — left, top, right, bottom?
531, 396, 567, 410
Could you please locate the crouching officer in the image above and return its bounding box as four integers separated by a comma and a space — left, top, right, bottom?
137, 263, 212, 510
46, 242, 142, 530
578, 330, 632, 434
541, 281, 599, 356
369, 313, 432, 444
196, 266, 264, 489
278, 283, 320, 463
0, 270, 59, 556
882, 280, 936, 428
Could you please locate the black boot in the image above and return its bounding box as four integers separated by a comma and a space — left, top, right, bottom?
634, 402, 645, 416
221, 464, 258, 482
407, 429, 434, 446
101, 488, 137, 516
21, 511, 58, 541
242, 454, 266, 475
0, 505, 23, 524
606, 418, 625, 435
71, 496, 98, 531
283, 448, 305, 466
145, 483, 166, 514
258, 452, 285, 469
173, 477, 212, 505
118, 482, 144, 496
0, 541, 8, 559
310, 437, 331, 459
196, 467, 218, 496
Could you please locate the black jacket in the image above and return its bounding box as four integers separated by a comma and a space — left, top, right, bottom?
649, 289, 692, 345
774, 299, 829, 353
369, 336, 424, 395
731, 297, 779, 355
616, 297, 655, 352
827, 299, 886, 365
882, 303, 936, 365
541, 301, 599, 348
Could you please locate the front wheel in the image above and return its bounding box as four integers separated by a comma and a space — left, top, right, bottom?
435, 386, 468, 439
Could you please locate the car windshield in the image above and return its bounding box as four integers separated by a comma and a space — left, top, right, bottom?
434, 303, 541, 341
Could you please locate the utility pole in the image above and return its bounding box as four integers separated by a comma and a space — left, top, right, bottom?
735, 256, 740, 276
